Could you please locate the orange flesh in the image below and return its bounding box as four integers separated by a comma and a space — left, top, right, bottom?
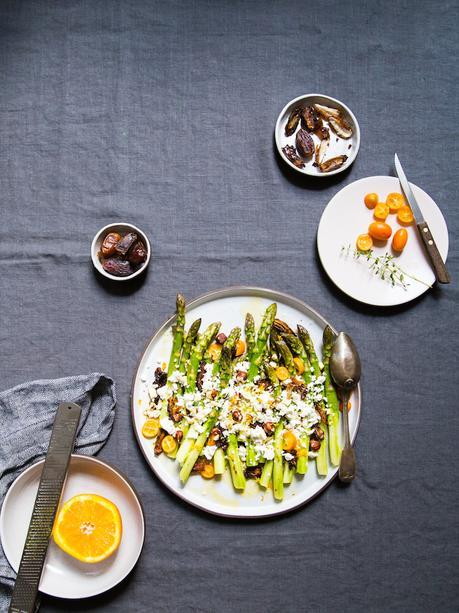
53, 494, 122, 564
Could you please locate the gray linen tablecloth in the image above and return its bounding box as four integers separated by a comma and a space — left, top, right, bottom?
0, 1, 458, 612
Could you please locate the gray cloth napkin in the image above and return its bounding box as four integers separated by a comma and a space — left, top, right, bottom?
0, 373, 116, 611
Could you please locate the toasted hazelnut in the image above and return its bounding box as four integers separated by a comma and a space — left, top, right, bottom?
232, 409, 242, 422
263, 421, 275, 436
309, 439, 321, 452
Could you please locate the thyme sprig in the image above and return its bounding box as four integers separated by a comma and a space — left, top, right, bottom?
341, 246, 432, 290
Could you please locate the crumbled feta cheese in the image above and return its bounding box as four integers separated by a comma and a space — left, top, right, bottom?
160, 416, 176, 436
284, 452, 294, 461
203, 446, 217, 460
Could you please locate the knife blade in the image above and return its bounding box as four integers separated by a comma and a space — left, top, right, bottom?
9, 403, 81, 613
394, 154, 450, 284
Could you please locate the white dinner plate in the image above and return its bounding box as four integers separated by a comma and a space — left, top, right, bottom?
131, 287, 361, 518
317, 176, 449, 306
0, 455, 145, 599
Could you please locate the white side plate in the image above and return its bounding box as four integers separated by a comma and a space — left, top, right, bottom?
317, 176, 449, 306
0, 455, 145, 599
131, 287, 361, 518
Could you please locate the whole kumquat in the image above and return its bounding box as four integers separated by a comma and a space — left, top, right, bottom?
364, 193, 379, 209
368, 222, 392, 241
392, 228, 408, 252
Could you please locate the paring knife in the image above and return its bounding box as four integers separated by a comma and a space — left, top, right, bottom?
9, 402, 81, 613
394, 154, 450, 284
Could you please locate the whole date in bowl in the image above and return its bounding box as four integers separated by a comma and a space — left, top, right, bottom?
91, 223, 151, 282
274, 93, 360, 177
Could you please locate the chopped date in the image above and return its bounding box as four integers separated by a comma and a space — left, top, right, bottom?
102, 257, 134, 277
154, 367, 167, 387
128, 240, 147, 264
216, 332, 228, 345
101, 232, 121, 257
196, 361, 206, 391
282, 145, 305, 169
244, 465, 263, 479
115, 232, 138, 256
154, 430, 166, 455
296, 129, 314, 158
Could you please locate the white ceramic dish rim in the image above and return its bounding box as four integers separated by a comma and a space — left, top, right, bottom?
274, 93, 361, 177
316, 176, 450, 306
0, 454, 146, 599
91, 222, 151, 282
131, 285, 362, 519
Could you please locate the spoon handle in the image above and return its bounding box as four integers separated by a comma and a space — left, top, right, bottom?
339, 391, 356, 482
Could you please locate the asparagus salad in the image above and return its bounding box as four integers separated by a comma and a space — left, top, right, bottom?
140, 295, 344, 501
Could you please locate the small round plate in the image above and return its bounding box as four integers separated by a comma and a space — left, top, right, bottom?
0, 455, 145, 599
131, 286, 361, 518
275, 93, 360, 177
317, 176, 449, 306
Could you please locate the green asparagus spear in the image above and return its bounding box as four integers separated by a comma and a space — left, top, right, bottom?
297, 325, 321, 378
297, 325, 328, 476
322, 325, 341, 466
214, 327, 241, 378
247, 304, 277, 381
264, 363, 281, 397
273, 422, 284, 500
282, 333, 312, 384
167, 294, 186, 376
227, 434, 246, 490
187, 322, 221, 391
275, 337, 296, 374
179, 417, 216, 483
179, 318, 201, 375
245, 313, 256, 357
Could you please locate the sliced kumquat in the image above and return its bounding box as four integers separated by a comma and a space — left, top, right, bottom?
275, 366, 290, 381
386, 192, 406, 213
161, 435, 177, 454
234, 340, 246, 357
356, 233, 373, 252
397, 205, 414, 224
141, 418, 160, 439
208, 342, 222, 362
374, 202, 390, 221
282, 430, 297, 451
200, 463, 215, 479
293, 357, 305, 374
364, 193, 379, 209
53, 494, 122, 564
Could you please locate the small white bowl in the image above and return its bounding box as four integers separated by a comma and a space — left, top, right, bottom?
91, 222, 151, 281
274, 93, 360, 177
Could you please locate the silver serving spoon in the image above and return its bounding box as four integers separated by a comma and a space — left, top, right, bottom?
329, 332, 361, 483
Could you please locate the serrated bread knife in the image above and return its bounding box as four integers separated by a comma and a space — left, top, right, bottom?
9, 402, 81, 613
394, 154, 450, 284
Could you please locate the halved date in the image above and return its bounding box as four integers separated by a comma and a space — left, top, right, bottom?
301, 106, 321, 132
115, 232, 138, 256
102, 257, 134, 277
285, 106, 302, 136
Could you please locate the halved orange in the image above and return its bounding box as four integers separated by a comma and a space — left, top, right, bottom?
53, 494, 122, 563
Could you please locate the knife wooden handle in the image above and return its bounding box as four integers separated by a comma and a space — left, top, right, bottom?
417, 221, 450, 284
